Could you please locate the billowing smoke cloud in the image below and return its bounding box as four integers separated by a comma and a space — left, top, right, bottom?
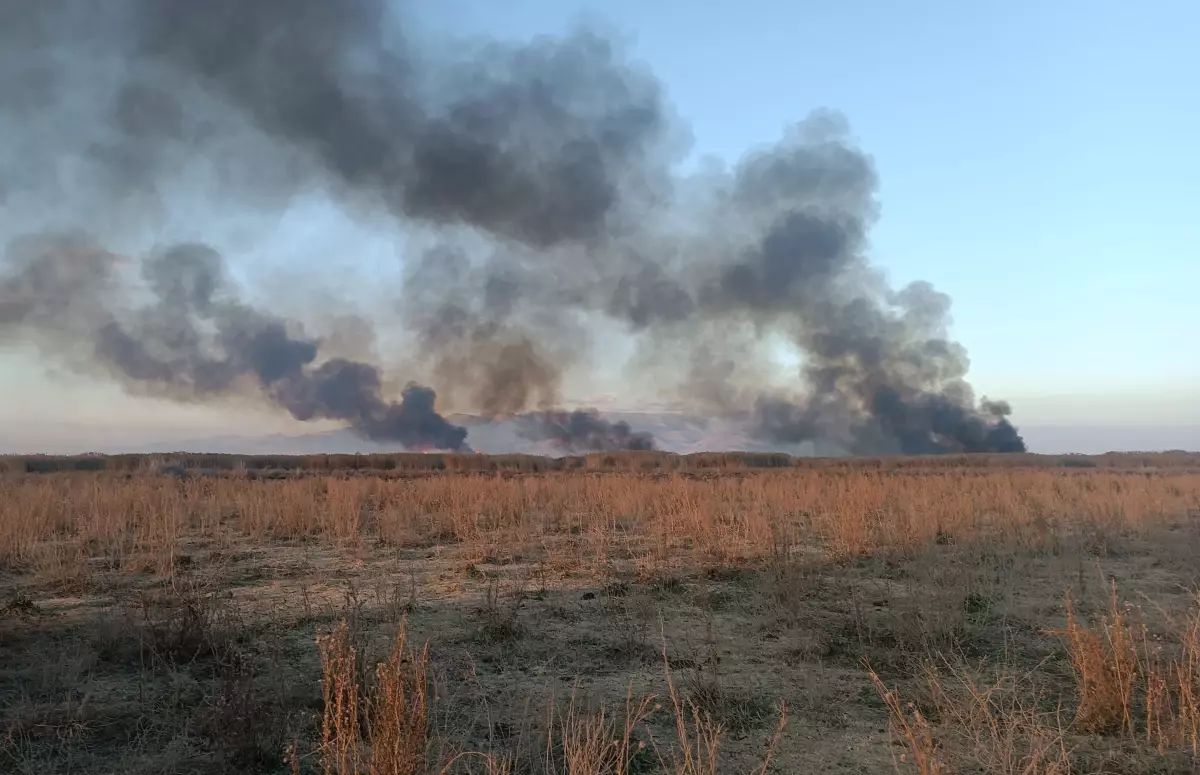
0, 0, 1025, 456
518, 410, 656, 453
126, 0, 673, 249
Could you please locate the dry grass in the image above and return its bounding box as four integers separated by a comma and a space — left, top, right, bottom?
548, 682, 656, 775
1054, 584, 1200, 753
4, 463, 1199, 582
306, 616, 781, 775
870, 662, 1072, 775
2, 453, 1200, 773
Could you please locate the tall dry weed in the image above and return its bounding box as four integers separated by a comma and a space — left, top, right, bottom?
548, 684, 657, 775
869, 666, 948, 775
317, 620, 363, 775
1053, 583, 1200, 756
316, 616, 436, 775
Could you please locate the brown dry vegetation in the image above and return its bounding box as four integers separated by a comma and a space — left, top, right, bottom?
2, 451, 1200, 774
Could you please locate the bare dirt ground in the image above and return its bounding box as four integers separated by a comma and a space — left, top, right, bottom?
3, 453, 1200, 774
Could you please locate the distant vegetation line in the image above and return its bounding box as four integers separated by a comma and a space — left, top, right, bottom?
4, 449, 1200, 474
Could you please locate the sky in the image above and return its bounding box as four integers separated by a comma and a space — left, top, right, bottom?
1, 0, 1197, 450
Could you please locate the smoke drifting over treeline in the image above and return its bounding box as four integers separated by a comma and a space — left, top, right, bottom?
520, 410, 656, 453
0, 0, 1024, 455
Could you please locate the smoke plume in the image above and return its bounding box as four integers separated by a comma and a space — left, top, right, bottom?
0, 0, 1025, 455
0, 232, 470, 451
518, 410, 656, 453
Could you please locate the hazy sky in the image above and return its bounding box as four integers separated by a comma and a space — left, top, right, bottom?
1, 0, 1197, 447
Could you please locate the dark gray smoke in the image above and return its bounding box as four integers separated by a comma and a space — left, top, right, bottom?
399, 245, 572, 419
128, 0, 670, 249
0, 1, 1025, 456
518, 409, 656, 453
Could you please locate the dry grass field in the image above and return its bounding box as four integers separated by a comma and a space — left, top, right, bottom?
3, 451, 1200, 774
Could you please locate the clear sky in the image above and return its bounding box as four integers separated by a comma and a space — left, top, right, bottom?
2, 0, 1197, 449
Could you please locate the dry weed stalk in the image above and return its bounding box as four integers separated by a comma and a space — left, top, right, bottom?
919, 662, 1072, 775
539, 644, 787, 775
870, 659, 1074, 775
1058, 585, 1139, 736
868, 666, 947, 775
318, 620, 363, 775
317, 616, 433, 775
549, 683, 657, 775
369, 621, 432, 775
1053, 583, 1200, 756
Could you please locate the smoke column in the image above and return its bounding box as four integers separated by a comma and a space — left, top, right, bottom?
518, 410, 656, 453
0, 0, 1025, 455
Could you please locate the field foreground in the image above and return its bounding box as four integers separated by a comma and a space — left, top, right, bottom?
3, 451, 1200, 774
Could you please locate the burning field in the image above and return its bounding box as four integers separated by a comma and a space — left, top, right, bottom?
1, 0, 1022, 459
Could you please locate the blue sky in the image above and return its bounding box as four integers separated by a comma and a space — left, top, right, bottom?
2, 0, 1197, 448
422, 0, 1199, 399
